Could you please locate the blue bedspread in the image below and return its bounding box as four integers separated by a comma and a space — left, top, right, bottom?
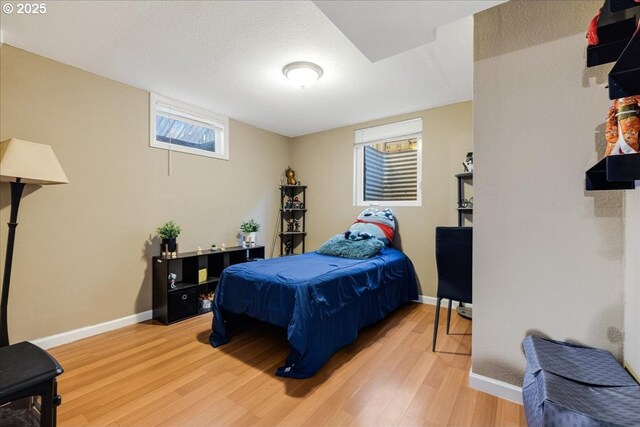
209, 247, 418, 378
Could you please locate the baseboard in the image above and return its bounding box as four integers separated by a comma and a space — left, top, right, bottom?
30, 310, 153, 350
414, 295, 463, 308
468, 369, 523, 404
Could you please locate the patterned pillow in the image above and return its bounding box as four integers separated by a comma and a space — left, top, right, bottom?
345, 208, 396, 245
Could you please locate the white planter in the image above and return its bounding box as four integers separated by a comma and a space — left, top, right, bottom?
244, 232, 256, 244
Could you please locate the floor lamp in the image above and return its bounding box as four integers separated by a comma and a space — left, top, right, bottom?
0, 138, 69, 347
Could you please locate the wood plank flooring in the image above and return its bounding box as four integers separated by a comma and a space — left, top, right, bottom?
48, 303, 526, 426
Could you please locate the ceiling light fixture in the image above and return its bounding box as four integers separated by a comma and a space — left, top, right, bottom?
282, 61, 323, 89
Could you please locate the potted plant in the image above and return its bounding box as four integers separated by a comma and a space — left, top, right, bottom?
157, 220, 181, 252
240, 219, 261, 245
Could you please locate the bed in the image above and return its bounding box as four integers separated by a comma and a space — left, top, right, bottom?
209, 246, 418, 378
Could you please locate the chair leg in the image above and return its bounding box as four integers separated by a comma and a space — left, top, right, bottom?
446, 299, 453, 334
432, 297, 442, 352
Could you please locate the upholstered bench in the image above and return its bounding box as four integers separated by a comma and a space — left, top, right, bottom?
522, 335, 640, 427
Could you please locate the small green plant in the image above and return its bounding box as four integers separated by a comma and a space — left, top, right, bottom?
156, 220, 182, 239
240, 219, 261, 233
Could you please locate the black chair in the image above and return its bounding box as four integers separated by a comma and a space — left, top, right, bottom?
432, 227, 472, 352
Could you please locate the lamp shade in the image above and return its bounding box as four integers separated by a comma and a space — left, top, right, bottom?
0, 138, 69, 185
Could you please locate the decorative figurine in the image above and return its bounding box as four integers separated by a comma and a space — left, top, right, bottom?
199, 291, 214, 310
605, 96, 640, 156
293, 218, 301, 232
171, 252, 177, 259
287, 218, 295, 232
285, 197, 293, 209
168, 273, 177, 289
196, 246, 202, 255
285, 166, 297, 185
463, 152, 474, 172
211, 244, 217, 252
285, 240, 293, 255
220, 243, 226, 251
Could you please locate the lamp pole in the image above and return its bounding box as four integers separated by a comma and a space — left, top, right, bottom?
1, 178, 25, 347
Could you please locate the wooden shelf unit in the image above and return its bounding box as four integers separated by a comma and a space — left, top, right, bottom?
152, 246, 265, 324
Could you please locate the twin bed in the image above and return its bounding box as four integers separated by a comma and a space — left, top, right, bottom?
209, 211, 418, 378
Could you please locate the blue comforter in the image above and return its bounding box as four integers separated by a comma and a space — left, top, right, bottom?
209, 247, 418, 378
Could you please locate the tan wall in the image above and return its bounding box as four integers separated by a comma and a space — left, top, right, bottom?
472, 0, 625, 385
290, 102, 473, 296
0, 45, 291, 342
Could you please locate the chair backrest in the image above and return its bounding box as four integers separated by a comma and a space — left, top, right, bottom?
435, 227, 472, 303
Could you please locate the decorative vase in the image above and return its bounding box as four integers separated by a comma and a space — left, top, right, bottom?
162, 238, 177, 252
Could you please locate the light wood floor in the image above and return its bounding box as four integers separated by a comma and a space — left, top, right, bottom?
48, 303, 525, 427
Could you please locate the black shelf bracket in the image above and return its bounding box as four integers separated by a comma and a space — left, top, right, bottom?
586, 153, 640, 190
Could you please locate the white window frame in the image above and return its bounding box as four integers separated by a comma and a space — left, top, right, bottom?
353, 118, 423, 207
150, 93, 229, 160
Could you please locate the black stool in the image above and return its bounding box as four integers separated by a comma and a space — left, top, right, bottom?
0, 342, 63, 427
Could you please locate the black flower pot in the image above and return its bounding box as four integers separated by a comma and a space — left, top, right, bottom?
161, 238, 177, 252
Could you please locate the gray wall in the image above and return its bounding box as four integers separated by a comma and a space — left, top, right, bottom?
472, 0, 626, 385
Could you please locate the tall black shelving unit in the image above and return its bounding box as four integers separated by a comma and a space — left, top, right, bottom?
279, 185, 307, 256
456, 172, 473, 226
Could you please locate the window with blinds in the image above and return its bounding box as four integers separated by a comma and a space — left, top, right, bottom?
150, 94, 229, 160
354, 118, 422, 206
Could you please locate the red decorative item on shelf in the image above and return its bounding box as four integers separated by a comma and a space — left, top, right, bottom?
587, 8, 602, 46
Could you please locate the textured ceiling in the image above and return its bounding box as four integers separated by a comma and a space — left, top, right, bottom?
1, 1, 499, 137
313, 1, 504, 62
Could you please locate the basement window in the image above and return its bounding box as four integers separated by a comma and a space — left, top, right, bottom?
353, 118, 422, 207
150, 94, 229, 160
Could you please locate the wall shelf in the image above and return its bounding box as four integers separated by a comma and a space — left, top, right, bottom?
608, 26, 640, 98
586, 0, 639, 67
584, 1, 639, 190
610, 0, 640, 13
586, 153, 640, 190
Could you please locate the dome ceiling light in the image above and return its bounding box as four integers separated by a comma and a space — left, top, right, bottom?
282, 61, 323, 88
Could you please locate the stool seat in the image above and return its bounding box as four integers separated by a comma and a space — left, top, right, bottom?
0, 342, 63, 400
0, 341, 64, 427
